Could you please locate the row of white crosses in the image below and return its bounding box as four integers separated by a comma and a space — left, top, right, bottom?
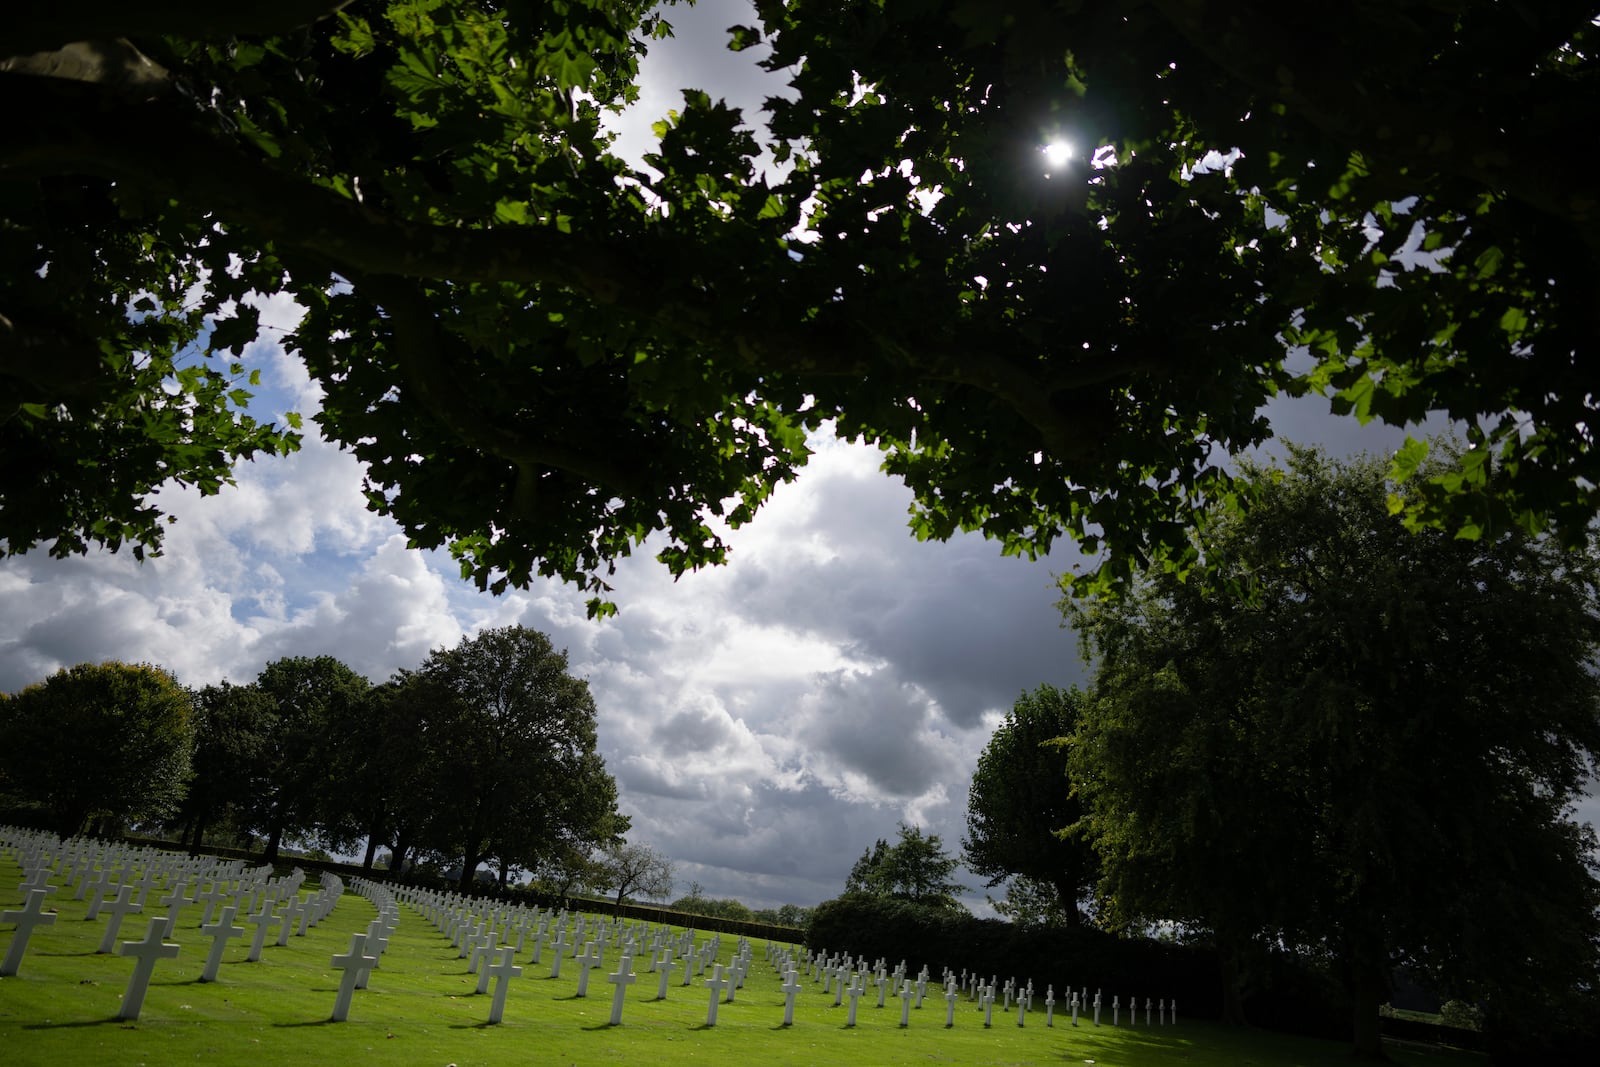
776, 941, 1179, 1032
393, 881, 801, 1029
1, 826, 353, 1021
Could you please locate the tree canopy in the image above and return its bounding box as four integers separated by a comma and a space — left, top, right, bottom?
413, 625, 624, 890
963, 683, 1097, 926
1068, 446, 1600, 1059
6, 2, 1599, 610
0, 661, 194, 836
845, 823, 966, 910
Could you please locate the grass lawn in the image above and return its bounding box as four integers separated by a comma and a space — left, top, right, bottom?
2, 854, 1485, 1067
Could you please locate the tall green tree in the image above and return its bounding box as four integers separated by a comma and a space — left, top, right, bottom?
845, 824, 966, 910
415, 625, 621, 890
172, 680, 277, 853
7, 3, 1599, 608
1069, 446, 1600, 1059
963, 684, 1097, 926
0, 661, 193, 835
244, 655, 370, 863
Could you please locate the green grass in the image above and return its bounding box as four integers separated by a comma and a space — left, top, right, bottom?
1, 855, 1484, 1067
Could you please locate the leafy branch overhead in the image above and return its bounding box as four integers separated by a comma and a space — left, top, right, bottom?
4, 1, 1597, 610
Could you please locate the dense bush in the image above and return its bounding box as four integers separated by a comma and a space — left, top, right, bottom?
807, 896, 1222, 1016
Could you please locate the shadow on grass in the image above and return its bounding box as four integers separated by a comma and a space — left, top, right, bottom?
272, 1018, 340, 1028
22, 1017, 125, 1030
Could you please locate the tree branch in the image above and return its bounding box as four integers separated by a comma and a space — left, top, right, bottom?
5, 1, 354, 56
353, 272, 647, 505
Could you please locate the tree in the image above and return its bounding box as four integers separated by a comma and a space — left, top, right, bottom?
171, 680, 276, 854
0, 661, 193, 835
1069, 446, 1600, 1059
594, 840, 674, 913
413, 625, 622, 890
7, 4, 1599, 610
964, 684, 1098, 926
244, 655, 370, 863
844, 824, 966, 910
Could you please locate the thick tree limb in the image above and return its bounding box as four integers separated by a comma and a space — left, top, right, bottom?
4, 1, 353, 56
1153, 0, 1600, 243
353, 271, 648, 505
0, 70, 1149, 466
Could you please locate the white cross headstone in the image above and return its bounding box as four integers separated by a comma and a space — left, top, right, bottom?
983, 984, 996, 1028
845, 975, 866, 1027
781, 968, 803, 1026
548, 928, 568, 978
900, 979, 914, 1028
704, 963, 731, 1026
654, 951, 677, 1000
1113, 994, 1120, 1026
94, 884, 143, 954
1094, 991, 1102, 1026
117, 920, 180, 1020
1146, 996, 1153, 1025
1, 889, 57, 976
160, 880, 193, 930
944, 980, 960, 1027
198, 904, 246, 982
573, 940, 604, 997
485, 947, 522, 1024
606, 955, 638, 1025
330, 934, 378, 1022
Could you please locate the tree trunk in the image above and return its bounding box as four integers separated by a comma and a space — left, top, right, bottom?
264, 822, 284, 864
188, 815, 207, 855
1350, 961, 1389, 1060
1219, 939, 1249, 1026
459, 851, 482, 891
390, 833, 412, 880
1052, 877, 1085, 927
497, 857, 510, 889
361, 833, 380, 872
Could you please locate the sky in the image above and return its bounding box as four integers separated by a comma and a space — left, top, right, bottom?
3, 0, 1594, 910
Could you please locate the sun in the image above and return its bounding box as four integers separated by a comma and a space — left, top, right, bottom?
1042, 141, 1073, 168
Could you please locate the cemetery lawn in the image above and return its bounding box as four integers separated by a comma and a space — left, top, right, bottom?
2, 858, 1485, 1067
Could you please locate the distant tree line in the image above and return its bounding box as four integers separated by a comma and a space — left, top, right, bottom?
0, 625, 634, 893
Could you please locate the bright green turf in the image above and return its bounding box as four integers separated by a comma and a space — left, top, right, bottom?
1, 854, 1484, 1067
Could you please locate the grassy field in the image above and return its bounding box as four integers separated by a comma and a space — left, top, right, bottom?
1, 854, 1485, 1067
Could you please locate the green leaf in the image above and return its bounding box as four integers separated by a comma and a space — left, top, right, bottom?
1388, 436, 1429, 483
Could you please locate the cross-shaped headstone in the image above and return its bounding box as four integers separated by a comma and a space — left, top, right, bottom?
1113, 994, 1121, 1026
573, 940, 603, 997
901, 979, 914, 1028
944, 981, 960, 1028
245, 903, 274, 961
485, 947, 522, 1024
845, 975, 866, 1027
982, 984, 996, 1028
277, 900, 302, 947
654, 952, 677, 1000
199, 904, 246, 982
117, 920, 180, 1020
1, 889, 57, 977
781, 968, 803, 1026
196, 880, 232, 927
330, 933, 378, 1022
160, 880, 193, 931
95, 884, 143, 954
703, 963, 731, 1026
606, 955, 638, 1025
548, 928, 568, 978
1146, 996, 1153, 1025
